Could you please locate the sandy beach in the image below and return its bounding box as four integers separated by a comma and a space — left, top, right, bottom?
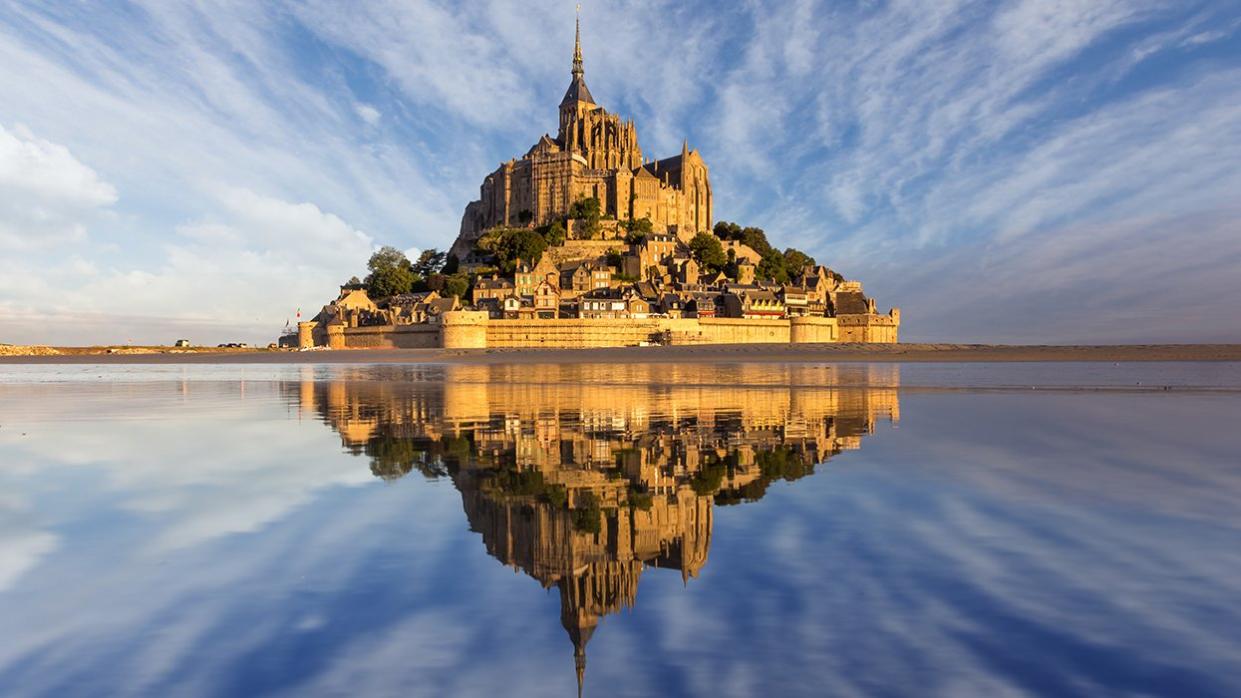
2, 343, 1240, 364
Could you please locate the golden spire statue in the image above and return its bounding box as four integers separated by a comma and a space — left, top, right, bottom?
572, 4, 584, 78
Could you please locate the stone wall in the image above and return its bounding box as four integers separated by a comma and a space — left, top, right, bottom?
667, 318, 792, 345
487, 318, 663, 348
837, 310, 900, 343
340, 324, 441, 349
304, 311, 896, 350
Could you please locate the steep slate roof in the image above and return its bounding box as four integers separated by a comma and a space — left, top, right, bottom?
633, 164, 659, 180
475, 277, 514, 290
560, 75, 595, 107
644, 154, 683, 181
834, 291, 872, 315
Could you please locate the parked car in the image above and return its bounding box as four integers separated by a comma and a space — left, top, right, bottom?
174, 339, 191, 347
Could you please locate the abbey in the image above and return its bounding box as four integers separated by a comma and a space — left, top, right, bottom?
294, 14, 901, 350
451, 16, 712, 258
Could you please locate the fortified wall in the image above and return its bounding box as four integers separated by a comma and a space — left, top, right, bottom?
298, 311, 899, 350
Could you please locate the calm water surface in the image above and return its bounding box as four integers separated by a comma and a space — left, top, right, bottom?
1, 362, 1239, 697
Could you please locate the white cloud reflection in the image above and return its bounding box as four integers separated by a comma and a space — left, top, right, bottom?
0, 378, 1239, 695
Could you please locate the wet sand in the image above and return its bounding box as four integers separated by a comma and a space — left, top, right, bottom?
2, 343, 1240, 364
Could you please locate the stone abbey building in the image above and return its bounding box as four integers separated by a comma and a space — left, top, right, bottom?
295, 15, 900, 350
451, 15, 712, 258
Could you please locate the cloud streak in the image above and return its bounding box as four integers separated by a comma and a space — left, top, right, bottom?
0, 1, 1239, 342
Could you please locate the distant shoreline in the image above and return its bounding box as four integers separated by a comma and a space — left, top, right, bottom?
3, 343, 1241, 364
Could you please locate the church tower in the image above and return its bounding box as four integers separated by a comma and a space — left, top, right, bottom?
556, 9, 643, 171
558, 9, 596, 146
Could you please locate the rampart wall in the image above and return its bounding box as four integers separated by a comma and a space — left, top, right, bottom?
301, 312, 891, 350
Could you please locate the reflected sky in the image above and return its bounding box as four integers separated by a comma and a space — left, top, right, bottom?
1, 363, 1239, 697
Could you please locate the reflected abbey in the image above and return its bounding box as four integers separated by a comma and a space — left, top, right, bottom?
284, 364, 899, 692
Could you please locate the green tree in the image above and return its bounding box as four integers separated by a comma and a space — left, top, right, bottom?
365, 246, 415, 299
568, 196, 602, 237
420, 274, 445, 293
442, 254, 460, 274
757, 248, 789, 283
509, 230, 548, 268
477, 228, 549, 273
740, 226, 774, 256
689, 232, 727, 272
713, 221, 742, 240
541, 220, 566, 247
442, 273, 469, 299
571, 493, 603, 534
412, 249, 447, 277
624, 217, 653, 244
782, 248, 816, 276
723, 249, 739, 281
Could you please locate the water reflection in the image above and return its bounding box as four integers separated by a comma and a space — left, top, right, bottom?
287, 364, 899, 689
7, 364, 1238, 695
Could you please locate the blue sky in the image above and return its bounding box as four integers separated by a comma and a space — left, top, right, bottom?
1, 0, 1239, 345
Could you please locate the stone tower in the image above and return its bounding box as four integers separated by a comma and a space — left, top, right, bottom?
451, 10, 713, 259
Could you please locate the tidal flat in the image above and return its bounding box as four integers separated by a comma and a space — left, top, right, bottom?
1, 362, 1239, 697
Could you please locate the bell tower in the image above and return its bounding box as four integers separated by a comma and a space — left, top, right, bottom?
558, 5, 597, 148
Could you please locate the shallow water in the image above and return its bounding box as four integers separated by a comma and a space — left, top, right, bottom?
1, 363, 1239, 697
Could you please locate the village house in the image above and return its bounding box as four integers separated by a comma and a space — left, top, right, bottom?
578, 288, 630, 319
780, 286, 811, 316
720, 289, 785, 319
669, 256, 699, 285
516, 257, 560, 296
423, 296, 462, 323
686, 293, 717, 318
735, 259, 756, 285
473, 276, 515, 304
533, 279, 560, 318
624, 289, 651, 318
561, 260, 613, 297
385, 291, 440, 324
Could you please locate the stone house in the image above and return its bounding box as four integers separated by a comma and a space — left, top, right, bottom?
735, 260, 756, 285
561, 260, 613, 297
685, 294, 717, 318
516, 256, 560, 296
624, 290, 650, 319
533, 279, 561, 319
659, 293, 688, 318
423, 296, 462, 323
473, 276, 515, 304
669, 257, 699, 285
720, 289, 784, 319
578, 289, 629, 319
780, 286, 810, 316
386, 291, 440, 324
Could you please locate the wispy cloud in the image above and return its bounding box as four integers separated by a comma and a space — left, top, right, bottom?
0, 123, 117, 250
0, 1, 1239, 342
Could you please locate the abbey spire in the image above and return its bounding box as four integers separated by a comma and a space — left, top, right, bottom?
560, 5, 595, 109
572, 4, 584, 79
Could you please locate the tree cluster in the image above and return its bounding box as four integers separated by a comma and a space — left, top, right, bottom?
623, 216, 654, 244
360, 246, 471, 299
568, 196, 602, 238
688, 232, 726, 273
476, 227, 549, 273
712, 220, 819, 283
